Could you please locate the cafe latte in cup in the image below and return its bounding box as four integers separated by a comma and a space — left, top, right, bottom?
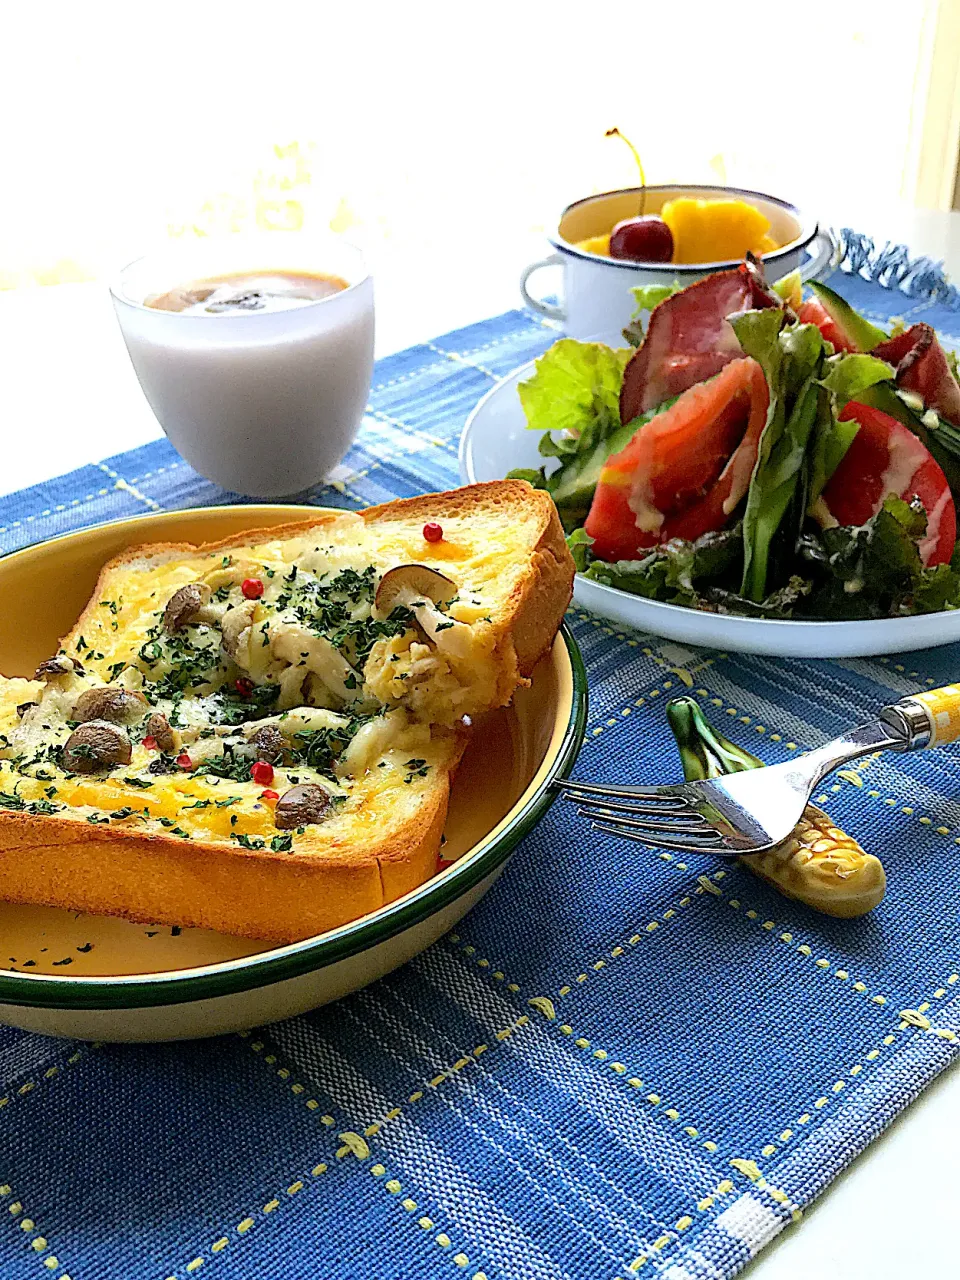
111, 234, 375, 498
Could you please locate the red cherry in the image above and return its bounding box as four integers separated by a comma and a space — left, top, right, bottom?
142, 735, 158, 751
176, 752, 193, 769
235, 677, 254, 697
260, 789, 279, 801
609, 216, 674, 263
242, 578, 264, 600
251, 761, 274, 786
423, 522, 443, 543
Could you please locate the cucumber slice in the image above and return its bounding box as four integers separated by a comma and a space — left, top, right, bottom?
809, 281, 888, 352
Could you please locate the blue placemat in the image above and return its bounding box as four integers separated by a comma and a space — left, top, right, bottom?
2, 238, 960, 1280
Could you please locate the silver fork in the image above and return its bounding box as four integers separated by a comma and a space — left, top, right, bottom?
555, 686, 960, 858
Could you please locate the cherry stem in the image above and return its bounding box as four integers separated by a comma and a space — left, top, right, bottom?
606, 127, 646, 216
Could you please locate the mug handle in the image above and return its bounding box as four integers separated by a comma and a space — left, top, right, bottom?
520, 253, 566, 322
799, 229, 836, 283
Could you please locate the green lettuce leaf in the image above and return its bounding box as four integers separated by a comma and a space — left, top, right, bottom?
732, 312, 826, 601
512, 338, 634, 531
630, 283, 681, 315
582, 527, 743, 606
772, 270, 802, 305
796, 496, 960, 618
819, 353, 895, 409
807, 414, 860, 504
803, 352, 894, 504
565, 527, 594, 572
518, 339, 630, 439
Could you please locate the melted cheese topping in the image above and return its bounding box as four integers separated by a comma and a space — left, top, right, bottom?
0, 507, 535, 852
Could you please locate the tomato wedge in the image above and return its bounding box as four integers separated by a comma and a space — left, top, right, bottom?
585, 357, 769, 562
818, 402, 956, 566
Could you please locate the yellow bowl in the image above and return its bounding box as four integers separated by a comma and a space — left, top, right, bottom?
0, 506, 586, 1040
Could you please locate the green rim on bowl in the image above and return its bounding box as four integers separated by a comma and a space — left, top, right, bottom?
0, 625, 587, 1011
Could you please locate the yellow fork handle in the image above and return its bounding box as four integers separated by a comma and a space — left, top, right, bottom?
903, 684, 960, 746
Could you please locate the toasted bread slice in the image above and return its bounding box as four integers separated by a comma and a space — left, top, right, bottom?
0, 482, 573, 942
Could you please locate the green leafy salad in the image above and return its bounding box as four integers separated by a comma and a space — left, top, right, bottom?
509, 269, 960, 620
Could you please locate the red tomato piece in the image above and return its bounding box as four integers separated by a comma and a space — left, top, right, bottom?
795, 298, 859, 354
818, 402, 956, 566
585, 357, 769, 562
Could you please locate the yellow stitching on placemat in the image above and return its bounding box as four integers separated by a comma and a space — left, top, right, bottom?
95, 461, 161, 512
244, 1032, 486, 1276
243, 1015, 533, 1140
549, 871, 726, 994
617, 1178, 742, 1276
0, 1044, 94, 1113
656, 859, 889, 1003
458, 956, 725, 1151
425, 341, 499, 381
128, 461, 181, 486
0, 1183, 71, 1279
364, 407, 460, 458
729, 1159, 802, 1222
161, 1162, 330, 1279
0, 489, 117, 538
876, 655, 939, 689
750, 970, 960, 1161
569, 609, 723, 679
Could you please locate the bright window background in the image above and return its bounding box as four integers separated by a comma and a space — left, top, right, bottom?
0, 0, 937, 316
0, 0, 953, 497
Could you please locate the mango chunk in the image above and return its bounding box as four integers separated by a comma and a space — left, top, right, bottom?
661, 198, 776, 265
572, 234, 611, 257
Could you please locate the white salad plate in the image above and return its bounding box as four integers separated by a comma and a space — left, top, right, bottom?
460, 359, 960, 658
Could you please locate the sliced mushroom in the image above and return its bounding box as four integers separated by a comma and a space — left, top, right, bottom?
274, 784, 332, 830
220, 599, 257, 659
163, 582, 214, 632
249, 724, 285, 764
374, 565, 472, 659
145, 712, 178, 753
375, 564, 457, 614
61, 721, 132, 773
269, 624, 367, 706
35, 655, 85, 680
73, 686, 149, 725
16, 701, 37, 719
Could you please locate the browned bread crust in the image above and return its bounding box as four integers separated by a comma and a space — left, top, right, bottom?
0, 760, 454, 943
0, 482, 573, 943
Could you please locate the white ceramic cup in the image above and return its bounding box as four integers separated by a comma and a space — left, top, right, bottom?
111, 233, 375, 498
520, 185, 833, 340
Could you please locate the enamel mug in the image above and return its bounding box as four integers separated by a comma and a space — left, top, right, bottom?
520, 185, 833, 340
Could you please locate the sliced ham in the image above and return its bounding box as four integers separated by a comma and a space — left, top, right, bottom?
873, 323, 960, 427
619, 262, 781, 424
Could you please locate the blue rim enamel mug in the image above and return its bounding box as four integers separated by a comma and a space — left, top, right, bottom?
520, 184, 833, 339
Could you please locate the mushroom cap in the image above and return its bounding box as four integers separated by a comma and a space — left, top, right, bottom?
374, 564, 457, 614
35, 655, 85, 680
274, 784, 332, 830
249, 724, 286, 764
145, 712, 177, 754
163, 582, 212, 633
73, 686, 149, 726
61, 720, 132, 773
